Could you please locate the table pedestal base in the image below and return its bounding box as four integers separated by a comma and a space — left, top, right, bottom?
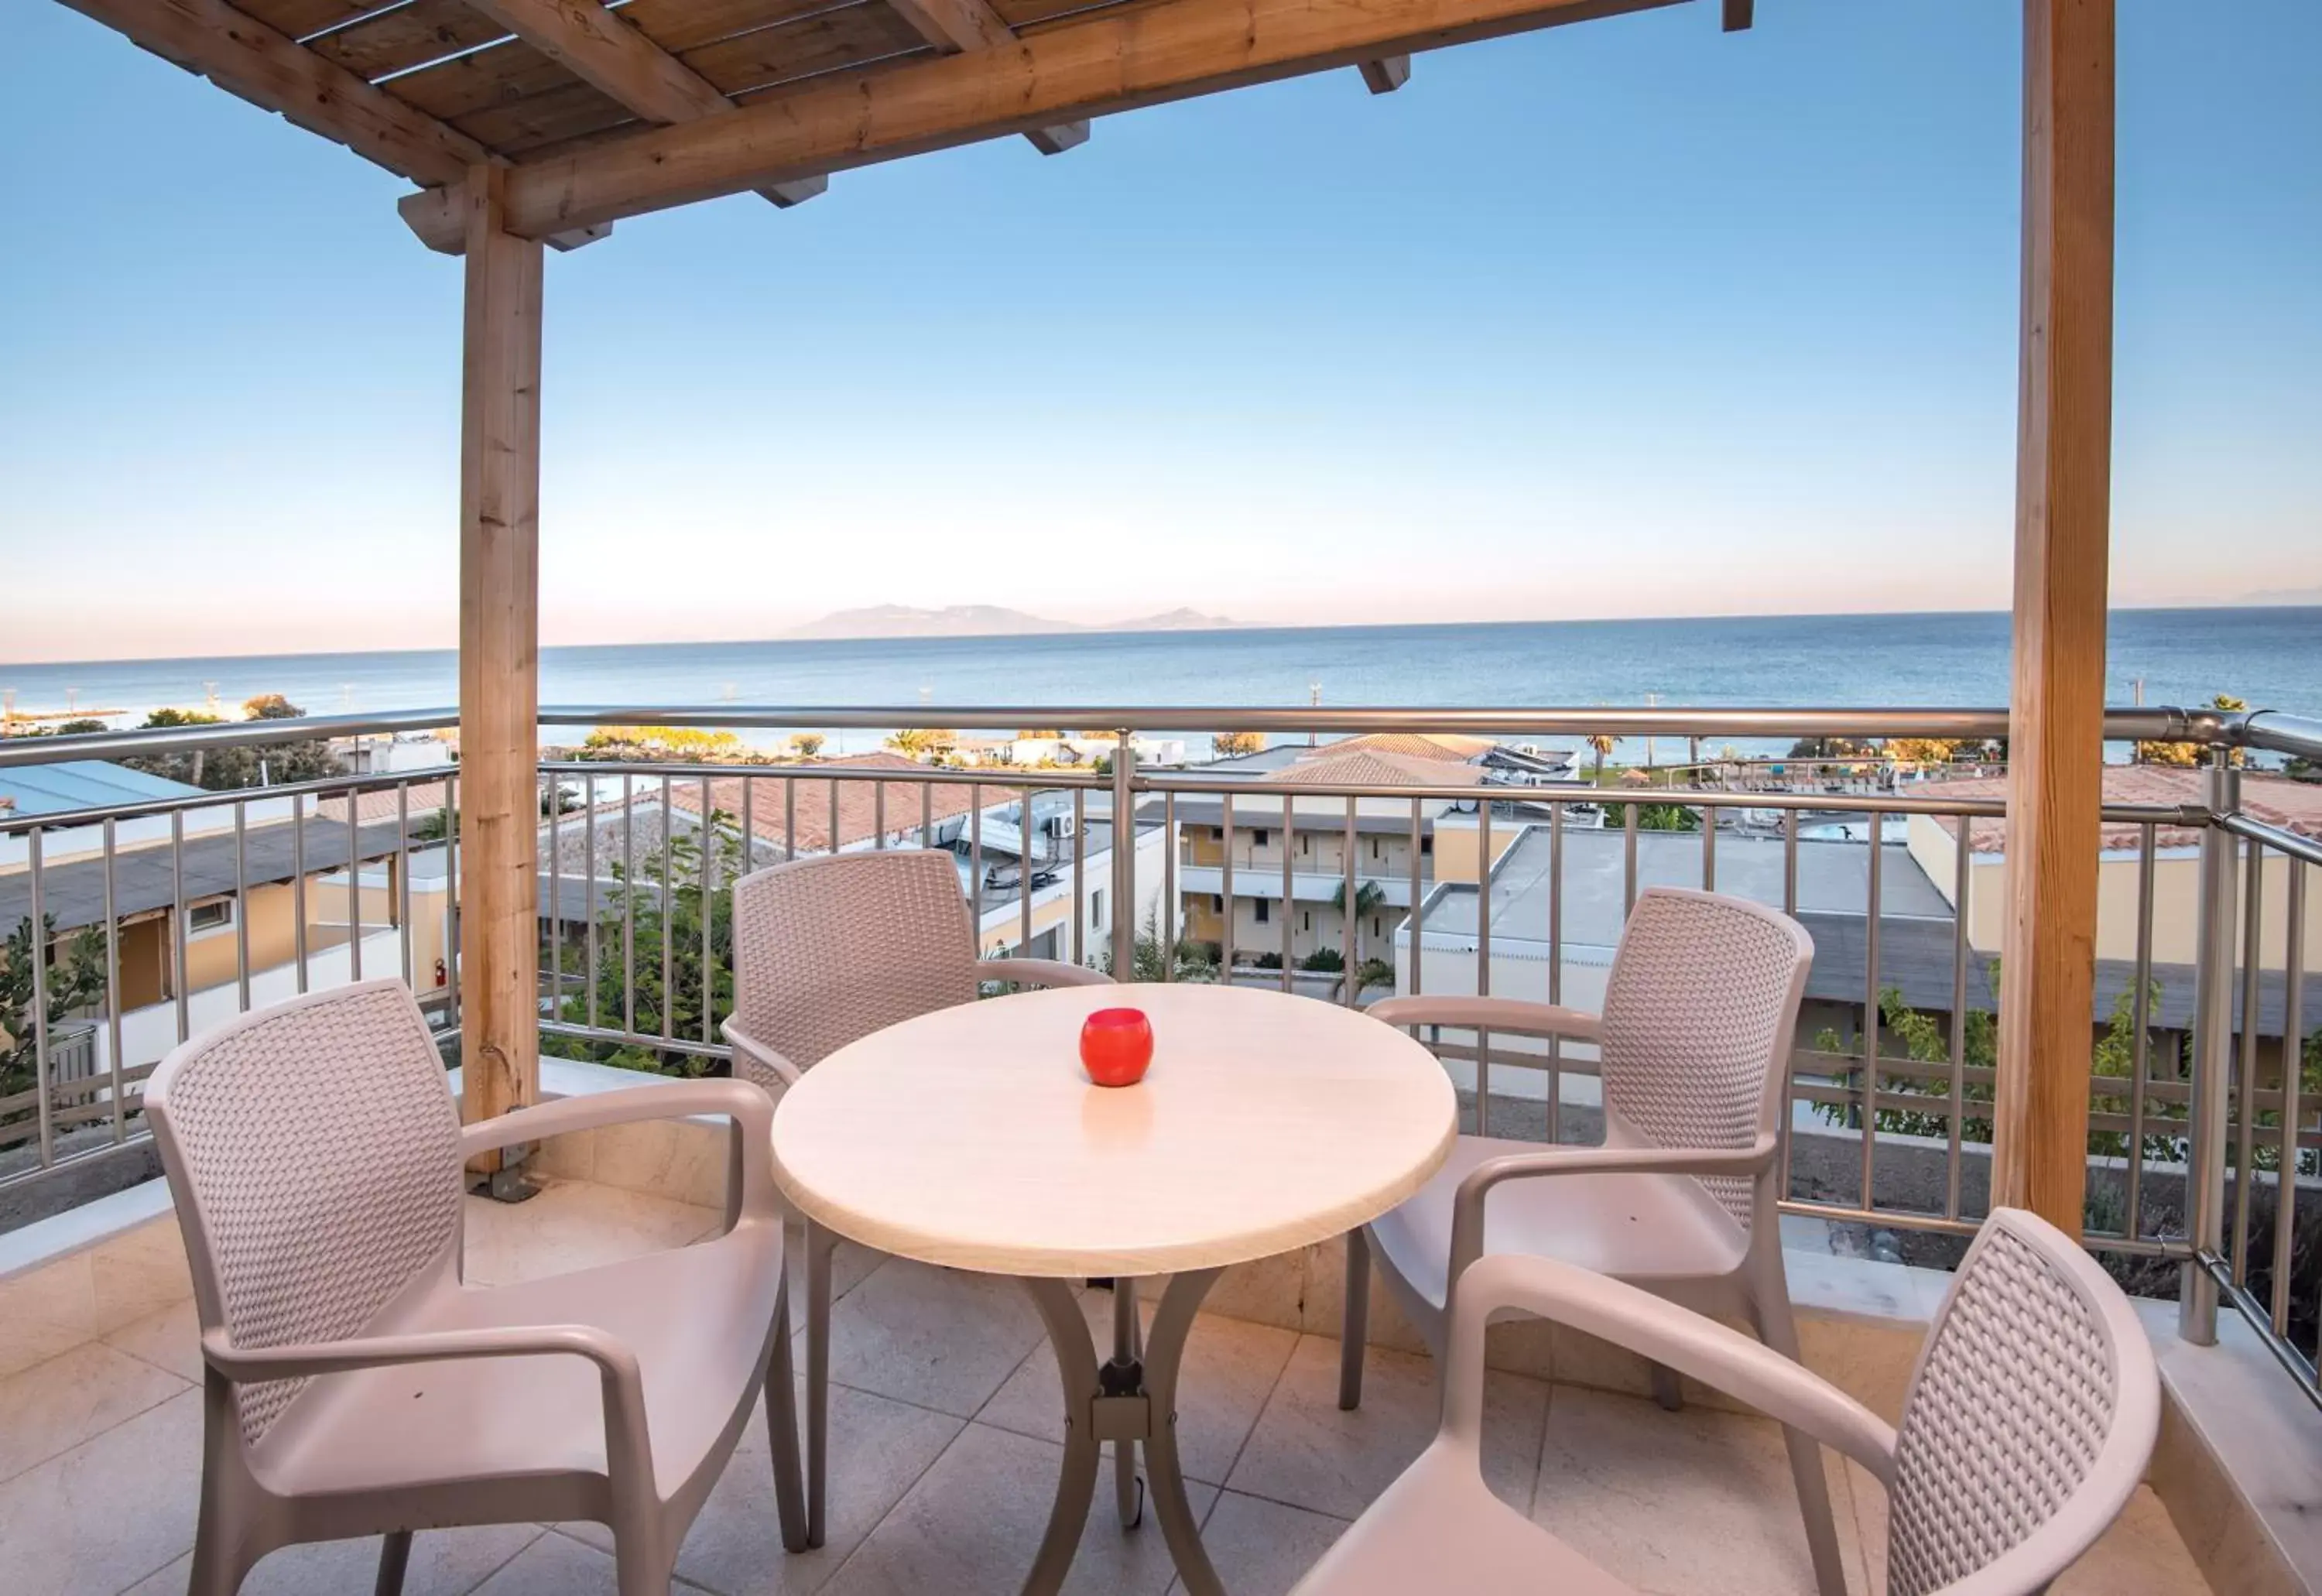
1019, 1268, 1224, 1596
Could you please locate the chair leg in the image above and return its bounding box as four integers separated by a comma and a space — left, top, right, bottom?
1649, 1361, 1685, 1412
1338, 1229, 1369, 1411
610, 1527, 675, 1596
804, 1219, 836, 1551
1750, 1285, 1848, 1596
373, 1530, 413, 1596
765, 1275, 810, 1554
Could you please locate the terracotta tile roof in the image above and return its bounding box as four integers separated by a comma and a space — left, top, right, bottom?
313, 781, 449, 824
663, 753, 1000, 855
1930, 766, 2322, 852
1330, 732, 1496, 763
1262, 749, 1491, 789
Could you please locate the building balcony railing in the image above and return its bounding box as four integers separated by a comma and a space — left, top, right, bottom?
2, 701, 2318, 1402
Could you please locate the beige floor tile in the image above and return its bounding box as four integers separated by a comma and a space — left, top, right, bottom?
125, 1525, 548, 1596
821, 1421, 1217, 1596
1169, 1490, 1348, 1596
1226, 1334, 1546, 1521
818, 1259, 1048, 1418
0, 1341, 189, 1484
0, 1386, 203, 1596
563, 1379, 964, 1594
104, 1297, 207, 1384
88, 1216, 196, 1335
1531, 1385, 1861, 1596
978, 1294, 1298, 1487
460, 1180, 720, 1286
467, 1528, 719, 1594
0, 1253, 101, 1380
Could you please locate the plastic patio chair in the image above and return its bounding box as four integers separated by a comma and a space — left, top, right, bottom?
146, 979, 807, 1596
1293, 1207, 2161, 1595
721, 847, 1114, 1546
1343, 885, 1848, 1595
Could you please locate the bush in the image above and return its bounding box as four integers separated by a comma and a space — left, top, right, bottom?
1298, 947, 1345, 973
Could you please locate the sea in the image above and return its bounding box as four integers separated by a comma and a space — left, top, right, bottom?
4, 608, 2317, 754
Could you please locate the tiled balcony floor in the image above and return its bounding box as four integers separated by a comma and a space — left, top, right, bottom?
1, 1177, 2211, 1596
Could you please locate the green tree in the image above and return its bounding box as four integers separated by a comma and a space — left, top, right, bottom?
1584, 733, 1618, 782
543, 812, 745, 1075
1211, 731, 1265, 759
785, 733, 825, 760
1598, 801, 1700, 833
1096, 906, 1218, 984
1, 916, 106, 1107
124, 698, 334, 790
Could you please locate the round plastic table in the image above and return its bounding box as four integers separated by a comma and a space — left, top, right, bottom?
770, 981, 1457, 1596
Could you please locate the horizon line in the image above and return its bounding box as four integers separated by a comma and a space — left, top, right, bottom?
3, 598, 2315, 674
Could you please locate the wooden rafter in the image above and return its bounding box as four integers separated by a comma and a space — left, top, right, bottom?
57, 0, 491, 186
1359, 56, 1412, 92
883, 0, 1091, 156
403, 0, 1683, 248
459, 0, 826, 207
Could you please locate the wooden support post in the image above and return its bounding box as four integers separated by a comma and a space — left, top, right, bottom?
1993, 0, 2114, 1235
457, 163, 545, 1158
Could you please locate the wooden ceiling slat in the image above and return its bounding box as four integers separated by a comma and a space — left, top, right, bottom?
307, 0, 505, 80
681, 6, 926, 96
230, 0, 379, 42
385, 36, 575, 119
615, 0, 837, 56
450, 77, 636, 152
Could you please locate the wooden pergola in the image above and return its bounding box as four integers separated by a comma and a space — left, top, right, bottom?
50, 0, 2118, 1232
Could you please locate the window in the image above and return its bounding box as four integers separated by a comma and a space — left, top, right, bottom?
1420, 834, 1435, 856
1255, 899, 1271, 925
1370, 837, 1381, 861
1091, 889, 1104, 928
1252, 828, 1269, 848
1212, 894, 1224, 913
1300, 911, 1310, 932
1299, 834, 1310, 855
188, 901, 232, 933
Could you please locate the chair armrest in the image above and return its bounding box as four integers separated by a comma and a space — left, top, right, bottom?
1444, 1252, 1899, 1480
462, 1077, 780, 1217
1367, 995, 1602, 1044
721, 1017, 803, 1088
977, 957, 1115, 989
1447, 1134, 1779, 1287
202, 1324, 657, 1491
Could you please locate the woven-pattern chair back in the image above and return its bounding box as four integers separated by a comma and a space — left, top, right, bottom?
730, 849, 980, 1076
1598, 888, 1810, 1225
146, 981, 462, 1447
1886, 1217, 2123, 1594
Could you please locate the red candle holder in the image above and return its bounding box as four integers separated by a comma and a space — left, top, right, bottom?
1079, 1007, 1154, 1087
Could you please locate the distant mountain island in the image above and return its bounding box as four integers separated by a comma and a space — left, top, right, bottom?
785, 604, 1245, 640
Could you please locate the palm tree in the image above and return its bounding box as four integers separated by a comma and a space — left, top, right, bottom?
1585, 732, 1618, 783
1331, 879, 1388, 959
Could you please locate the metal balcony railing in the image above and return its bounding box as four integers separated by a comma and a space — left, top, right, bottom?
2, 702, 2316, 1399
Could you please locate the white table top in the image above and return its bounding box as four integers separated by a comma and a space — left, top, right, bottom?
769, 982, 1458, 1279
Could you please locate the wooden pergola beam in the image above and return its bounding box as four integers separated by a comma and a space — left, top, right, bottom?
1359, 56, 1413, 93
404, 0, 1680, 248
1992, 0, 2115, 1235
460, 0, 827, 209
58, 0, 492, 186
884, 0, 1092, 156
457, 163, 546, 1156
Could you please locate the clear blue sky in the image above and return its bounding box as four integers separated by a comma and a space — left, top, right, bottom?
2, 0, 2316, 663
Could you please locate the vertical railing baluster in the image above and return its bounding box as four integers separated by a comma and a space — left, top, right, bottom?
783, 776, 796, 862
1075, 788, 1090, 969
1148, 789, 1162, 978
347, 784, 363, 982
445, 772, 461, 1027
875, 781, 887, 851
1780, 805, 1800, 1199
101, 817, 124, 1142
235, 801, 252, 1011
291, 797, 308, 996
171, 810, 190, 1043
1407, 797, 1424, 1001
1220, 793, 1235, 983
1108, 735, 1136, 979
921, 783, 933, 848
547, 772, 562, 1015
396, 784, 413, 988
2233, 837, 2266, 1282
2125, 821, 2156, 1238
1622, 797, 1638, 917
1701, 798, 1715, 892
1860, 809, 1883, 1211
1547, 799, 1563, 1143
2183, 758, 2239, 1344
1342, 796, 1358, 1007
1279, 789, 1293, 993
584, 774, 600, 1033
622, 772, 636, 1039
971, 783, 984, 955
1019, 786, 1035, 958
1946, 813, 1971, 1221
700, 775, 715, 1047
2272, 858, 2306, 1337
827, 779, 840, 859
659, 776, 674, 1044
28, 826, 53, 1168
1477, 796, 1493, 1137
